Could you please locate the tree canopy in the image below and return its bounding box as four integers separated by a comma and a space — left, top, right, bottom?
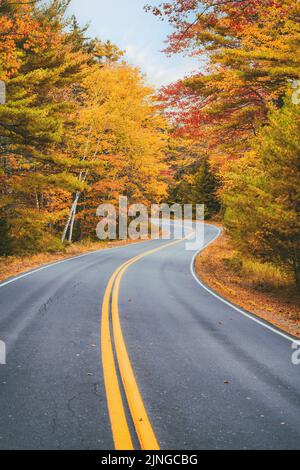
147, 0, 300, 286
0, 0, 168, 253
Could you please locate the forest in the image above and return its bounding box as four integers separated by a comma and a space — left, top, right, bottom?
147, 0, 300, 291
0, 0, 299, 292
0, 0, 169, 256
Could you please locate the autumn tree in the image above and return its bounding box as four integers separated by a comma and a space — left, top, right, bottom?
0, 0, 52, 80
222, 95, 300, 288
148, 0, 300, 161
167, 139, 220, 218
93, 39, 124, 66
62, 63, 168, 242
0, 1, 169, 253
0, 0, 91, 254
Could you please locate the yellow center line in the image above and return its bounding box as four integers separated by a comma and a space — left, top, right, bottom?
101, 265, 134, 450
101, 238, 185, 450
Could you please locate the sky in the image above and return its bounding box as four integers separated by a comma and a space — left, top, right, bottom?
67, 0, 202, 88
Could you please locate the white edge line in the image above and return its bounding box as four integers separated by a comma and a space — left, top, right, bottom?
0, 239, 153, 289
190, 226, 296, 344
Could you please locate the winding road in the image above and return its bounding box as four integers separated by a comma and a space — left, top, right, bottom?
0, 223, 299, 450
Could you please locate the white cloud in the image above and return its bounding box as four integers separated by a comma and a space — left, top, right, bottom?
124, 43, 201, 89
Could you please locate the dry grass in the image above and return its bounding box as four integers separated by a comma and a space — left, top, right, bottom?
0, 238, 142, 284
242, 259, 291, 290
195, 230, 300, 337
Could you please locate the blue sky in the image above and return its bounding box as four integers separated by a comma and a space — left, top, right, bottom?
68, 0, 202, 88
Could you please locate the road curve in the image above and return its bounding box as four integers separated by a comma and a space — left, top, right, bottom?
0, 224, 299, 450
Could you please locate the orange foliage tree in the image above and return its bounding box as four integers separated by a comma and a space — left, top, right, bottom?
147, 0, 300, 162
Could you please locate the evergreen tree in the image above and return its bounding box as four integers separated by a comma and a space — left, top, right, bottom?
222, 96, 300, 288
192, 160, 220, 218
0, 0, 90, 253
169, 142, 220, 218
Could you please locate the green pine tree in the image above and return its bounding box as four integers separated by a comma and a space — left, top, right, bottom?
222, 95, 300, 288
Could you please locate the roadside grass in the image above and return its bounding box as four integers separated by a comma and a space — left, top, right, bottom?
241, 259, 291, 291
196, 230, 300, 337
224, 255, 292, 292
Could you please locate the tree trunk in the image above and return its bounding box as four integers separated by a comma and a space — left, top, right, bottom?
61, 200, 76, 243
35, 191, 40, 211
294, 261, 300, 292
61, 126, 94, 243
68, 192, 80, 243
67, 169, 91, 243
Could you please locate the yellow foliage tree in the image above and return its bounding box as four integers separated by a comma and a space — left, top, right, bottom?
62, 63, 168, 242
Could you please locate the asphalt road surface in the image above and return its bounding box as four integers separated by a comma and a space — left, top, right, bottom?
0, 224, 299, 450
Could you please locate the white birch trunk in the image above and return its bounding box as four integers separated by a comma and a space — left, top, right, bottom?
68, 192, 80, 243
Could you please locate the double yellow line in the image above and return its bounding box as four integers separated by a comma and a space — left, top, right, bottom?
101, 238, 184, 450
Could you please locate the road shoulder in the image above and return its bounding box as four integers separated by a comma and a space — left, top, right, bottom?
196, 227, 300, 338
0, 239, 139, 284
